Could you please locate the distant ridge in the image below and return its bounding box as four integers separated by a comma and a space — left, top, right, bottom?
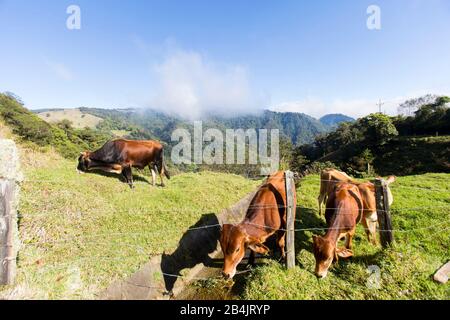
319, 113, 355, 127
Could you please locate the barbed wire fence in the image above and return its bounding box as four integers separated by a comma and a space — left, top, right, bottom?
2, 173, 449, 294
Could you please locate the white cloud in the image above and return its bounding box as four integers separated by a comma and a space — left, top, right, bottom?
44, 59, 73, 81
271, 98, 326, 117
272, 96, 413, 119
149, 48, 265, 120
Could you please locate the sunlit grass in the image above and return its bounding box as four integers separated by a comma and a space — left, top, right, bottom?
2, 149, 259, 299
242, 173, 450, 299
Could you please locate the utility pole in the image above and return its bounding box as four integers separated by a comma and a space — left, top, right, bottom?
376, 99, 385, 113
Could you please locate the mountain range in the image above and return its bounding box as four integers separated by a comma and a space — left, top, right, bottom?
35, 107, 355, 146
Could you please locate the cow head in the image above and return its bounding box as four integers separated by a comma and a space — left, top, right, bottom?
77, 151, 91, 173
312, 235, 337, 278
385, 175, 396, 206
220, 224, 269, 280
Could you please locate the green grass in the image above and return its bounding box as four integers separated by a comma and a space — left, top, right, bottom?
1, 142, 448, 300
1, 150, 259, 299
241, 174, 450, 300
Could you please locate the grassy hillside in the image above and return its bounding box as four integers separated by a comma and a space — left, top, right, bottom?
240, 173, 449, 299
0, 146, 259, 299
37, 109, 103, 129
0, 94, 111, 158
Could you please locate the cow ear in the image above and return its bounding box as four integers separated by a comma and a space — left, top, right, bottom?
385, 175, 396, 185
247, 238, 269, 255
337, 248, 354, 259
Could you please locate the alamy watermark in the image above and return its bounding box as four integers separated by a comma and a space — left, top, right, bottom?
66, 5, 81, 30
366, 265, 381, 289
367, 5, 381, 30
171, 122, 280, 175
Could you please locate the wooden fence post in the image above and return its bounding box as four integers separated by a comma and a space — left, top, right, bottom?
0, 140, 22, 285
374, 178, 394, 248
284, 171, 295, 269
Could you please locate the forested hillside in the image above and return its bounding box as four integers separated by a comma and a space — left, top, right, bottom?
80, 108, 336, 145
292, 96, 450, 176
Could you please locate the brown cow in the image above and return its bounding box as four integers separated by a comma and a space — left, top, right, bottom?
313, 182, 363, 278
318, 168, 355, 215
220, 171, 296, 279
77, 139, 170, 188
318, 169, 396, 244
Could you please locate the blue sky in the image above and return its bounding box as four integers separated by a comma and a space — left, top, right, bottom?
1, 0, 449, 118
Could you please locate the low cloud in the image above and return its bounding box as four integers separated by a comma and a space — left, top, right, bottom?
149, 48, 265, 119
272, 97, 408, 119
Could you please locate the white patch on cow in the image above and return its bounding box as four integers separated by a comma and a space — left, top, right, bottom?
368, 211, 378, 222
386, 187, 394, 206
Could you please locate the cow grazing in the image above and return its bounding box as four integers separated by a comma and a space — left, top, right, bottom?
77, 139, 170, 188
318, 169, 396, 244
318, 168, 355, 215
220, 171, 296, 279
313, 182, 363, 278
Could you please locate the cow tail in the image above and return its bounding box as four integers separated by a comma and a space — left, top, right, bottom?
161, 150, 170, 180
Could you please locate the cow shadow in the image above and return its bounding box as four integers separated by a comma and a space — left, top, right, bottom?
84, 169, 152, 185
160, 213, 221, 294
294, 206, 327, 255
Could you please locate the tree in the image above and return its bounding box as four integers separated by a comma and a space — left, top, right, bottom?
56, 119, 73, 132
397, 94, 438, 116
356, 113, 398, 146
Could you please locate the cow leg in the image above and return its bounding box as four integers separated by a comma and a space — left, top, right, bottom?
361, 217, 372, 243
345, 229, 355, 250
149, 165, 156, 186
121, 171, 129, 184
123, 165, 134, 189
156, 162, 165, 187
318, 194, 326, 216
247, 250, 256, 267
277, 231, 286, 260
363, 211, 378, 245
317, 195, 322, 215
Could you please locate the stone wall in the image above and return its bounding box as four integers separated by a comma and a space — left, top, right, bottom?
0, 139, 22, 285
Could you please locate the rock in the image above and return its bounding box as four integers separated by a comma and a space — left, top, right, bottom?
433, 261, 450, 284
0, 139, 23, 182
